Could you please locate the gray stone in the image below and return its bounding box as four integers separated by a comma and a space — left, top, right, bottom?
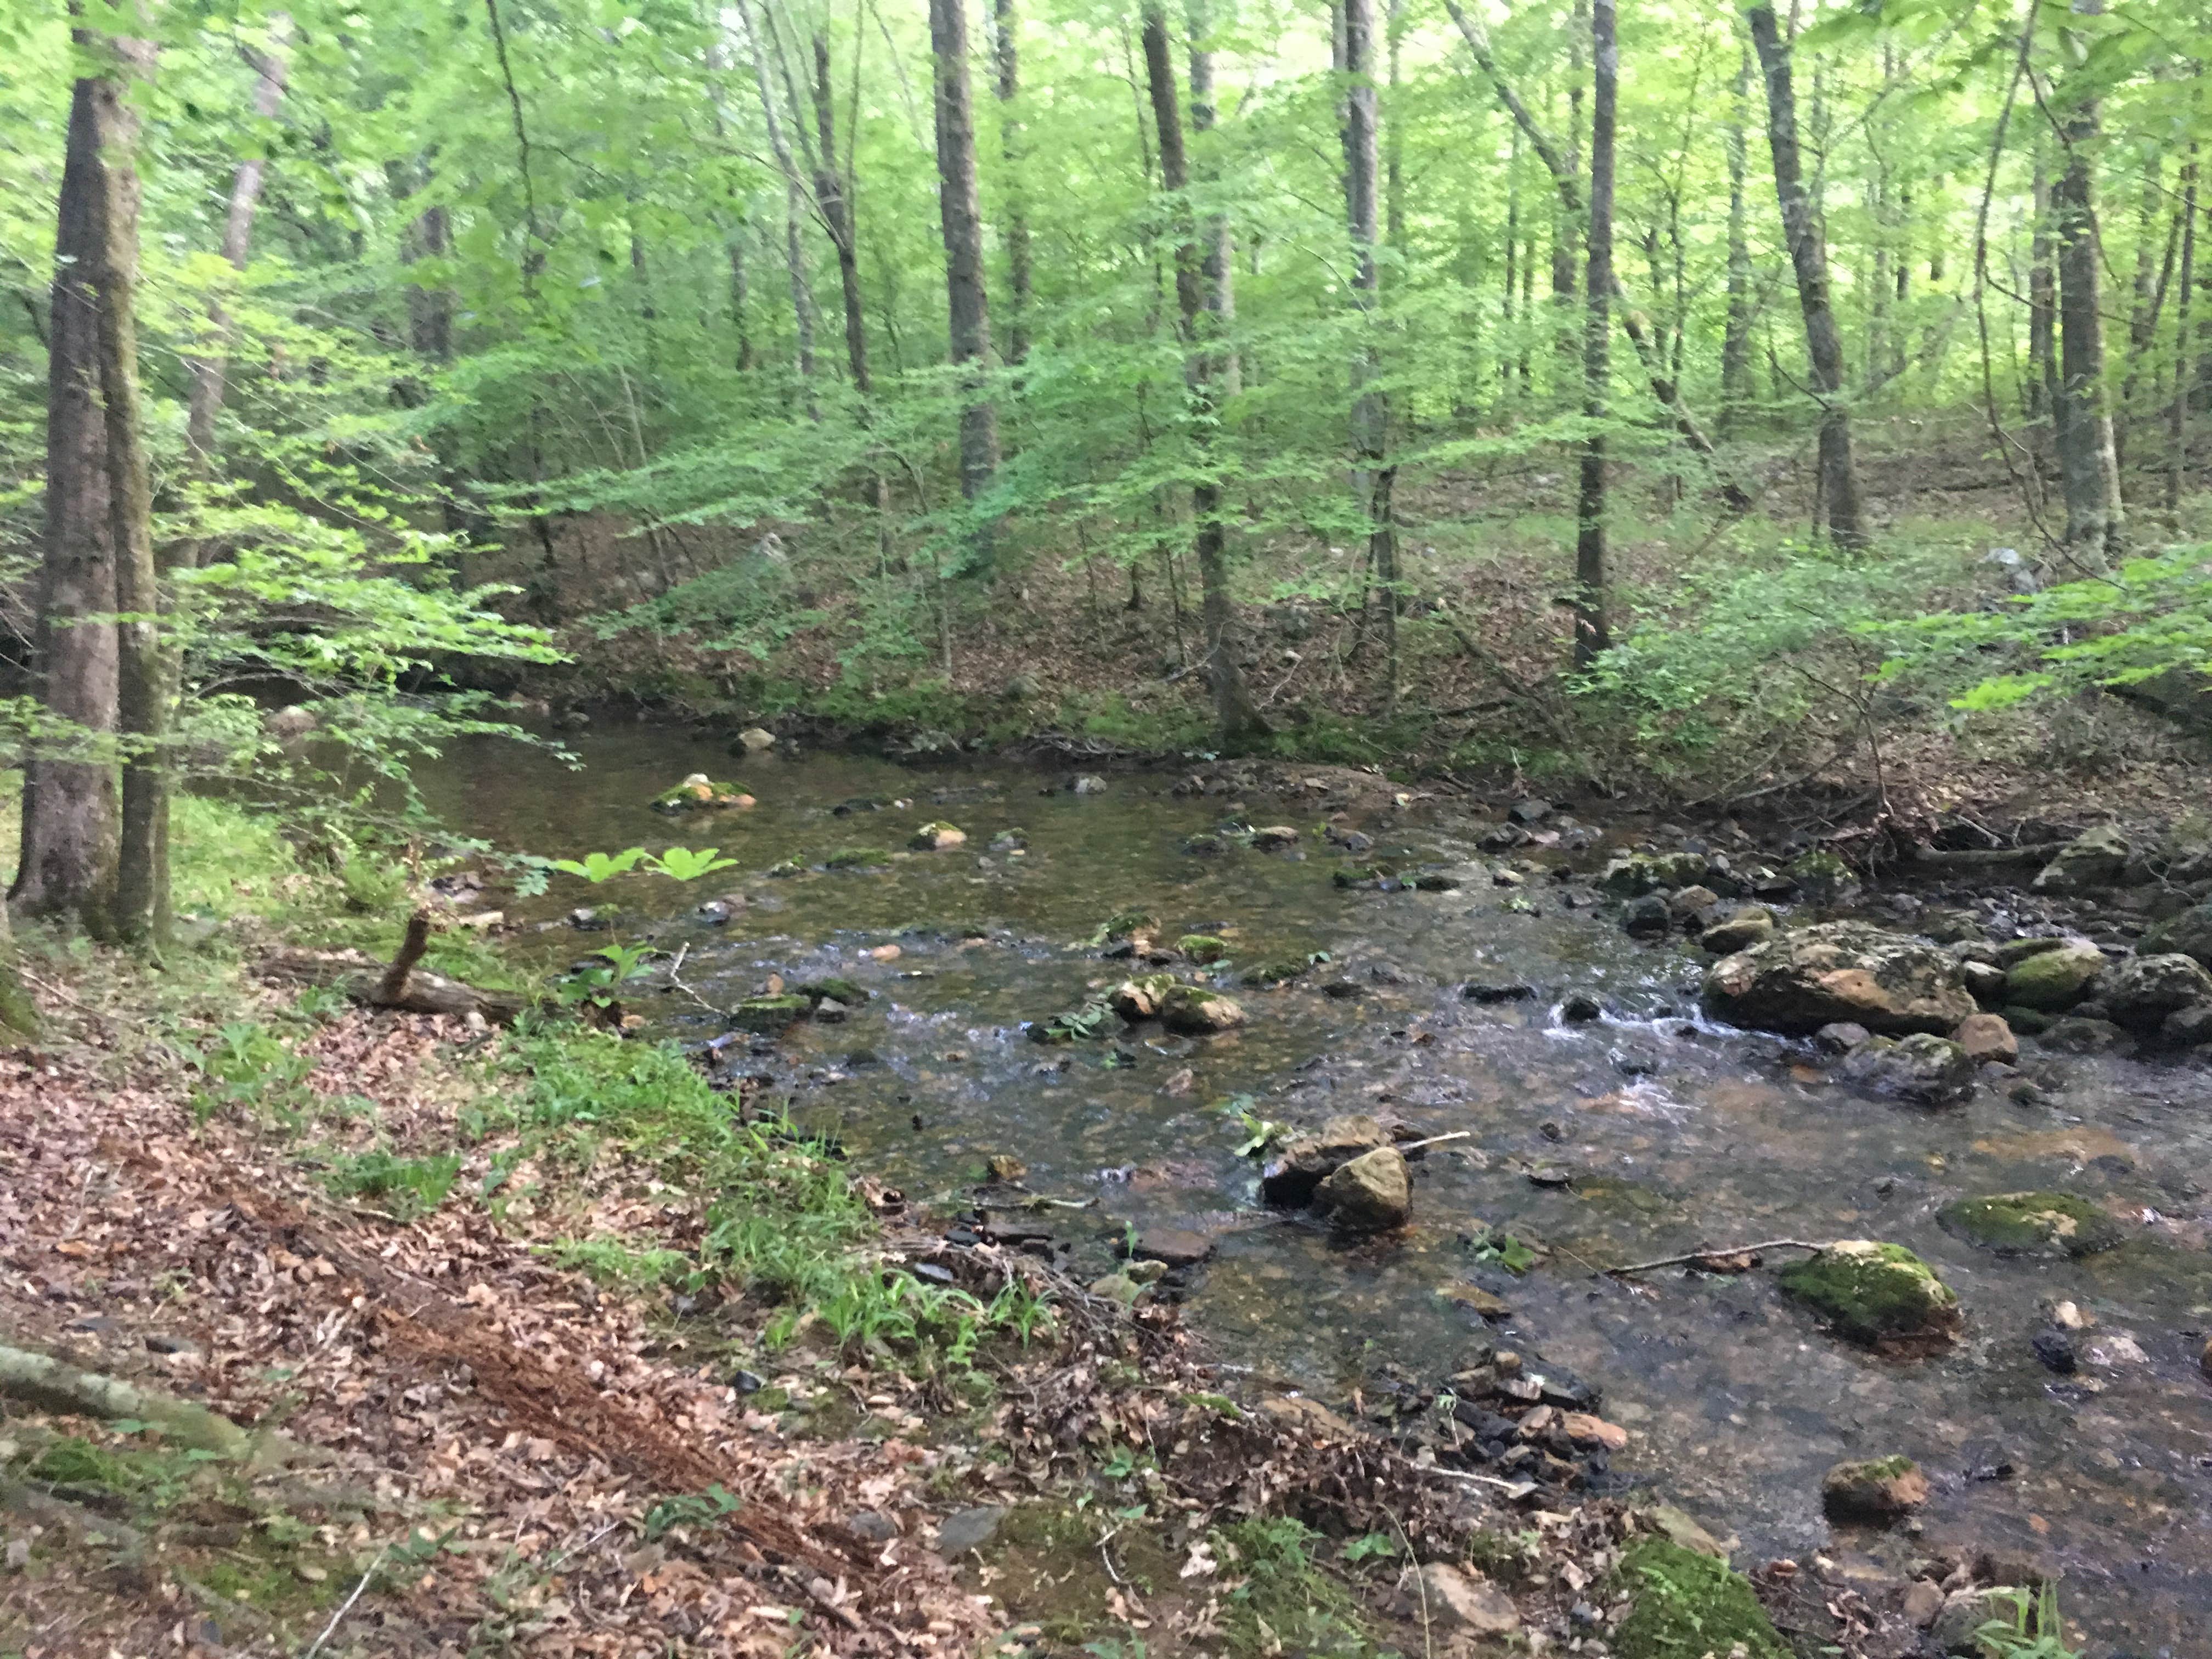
2040, 1015, 2129, 1054
1261, 1115, 1392, 1205
1953, 1013, 2018, 1065
1842, 1033, 1975, 1104
1702, 921, 1977, 1036
1700, 907, 1776, 953
1398, 1561, 1519, 1636
2159, 1002, 2212, 1047
1130, 1228, 1215, 1267
1315, 1146, 1411, 1231
1961, 958, 2008, 1006
1622, 894, 1672, 938
2143, 899, 2212, 968
936, 1505, 1008, 1555
735, 725, 777, 752
2032, 823, 2129, 892
1813, 1021, 1872, 1054
2092, 952, 2212, 1031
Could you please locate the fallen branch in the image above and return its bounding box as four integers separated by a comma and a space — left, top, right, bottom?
260, 916, 528, 1024
301, 1543, 387, 1659
1603, 1239, 1828, 1277
0, 1341, 252, 1457
1897, 841, 2066, 870
1397, 1131, 1475, 1153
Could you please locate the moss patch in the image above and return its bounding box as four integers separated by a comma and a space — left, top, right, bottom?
1776, 1241, 1961, 1345
1175, 933, 1232, 963
1609, 1538, 1788, 1659
1938, 1192, 2121, 1257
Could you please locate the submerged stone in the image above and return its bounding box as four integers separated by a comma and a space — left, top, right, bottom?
1840, 1032, 1974, 1104
1242, 953, 1321, 986
1102, 908, 1161, 941
1778, 1240, 1962, 1346
1938, 1192, 2122, 1258
1175, 933, 1232, 964
909, 821, 967, 850
822, 846, 890, 870
1702, 921, 1977, 1036
794, 977, 870, 1007
1607, 1538, 1788, 1659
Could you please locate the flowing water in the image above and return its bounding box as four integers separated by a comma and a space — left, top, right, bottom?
420, 727, 2212, 1656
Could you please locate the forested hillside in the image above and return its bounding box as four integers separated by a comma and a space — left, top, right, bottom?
7, 8, 2212, 1657
5, 0, 2211, 887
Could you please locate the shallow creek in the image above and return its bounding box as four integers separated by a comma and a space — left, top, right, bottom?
420, 727, 2212, 1655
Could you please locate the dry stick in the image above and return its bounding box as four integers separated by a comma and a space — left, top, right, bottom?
1604, 1239, 1827, 1277
1397, 1131, 1474, 1153
301, 1544, 387, 1659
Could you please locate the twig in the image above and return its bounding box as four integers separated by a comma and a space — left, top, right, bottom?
1397, 1131, 1474, 1153
1407, 1460, 1538, 1499
1603, 1239, 1827, 1277
301, 1544, 386, 1659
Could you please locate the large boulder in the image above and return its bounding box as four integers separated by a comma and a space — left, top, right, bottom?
1261, 1115, 1390, 1205
2091, 953, 2212, 1031
1841, 1033, 1975, 1104
2032, 823, 2129, 892
1314, 1146, 1410, 1231
1778, 1241, 1962, 1346
2142, 900, 2212, 969
2001, 939, 2107, 1011
1701, 922, 1977, 1036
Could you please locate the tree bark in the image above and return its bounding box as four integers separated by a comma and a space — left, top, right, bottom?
184, 15, 287, 473
2028, 152, 2057, 424
96, 33, 166, 947
1574, 0, 1615, 667
810, 30, 871, 394
991, 0, 1032, 365
929, 0, 1001, 528
2049, 0, 2124, 561
1139, 3, 1267, 747
2169, 154, 2197, 514
1186, 0, 1239, 396
1721, 42, 1755, 431
15, 58, 135, 933
1745, 2, 1866, 549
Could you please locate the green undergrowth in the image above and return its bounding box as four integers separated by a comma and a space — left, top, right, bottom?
1607, 1538, 1788, 1659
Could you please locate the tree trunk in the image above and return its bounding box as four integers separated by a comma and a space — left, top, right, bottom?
1140, 3, 1267, 747
810, 30, 871, 393
2050, 1, 2124, 561
991, 0, 1032, 365
929, 0, 1001, 533
15, 60, 134, 933
95, 34, 167, 947
2028, 153, 2057, 424
1721, 42, 1754, 432
184, 15, 287, 473
1745, 2, 1866, 549
2169, 154, 2197, 514
2115, 167, 2176, 471
1186, 0, 1239, 396
1342, 0, 1397, 710
1574, 0, 1615, 667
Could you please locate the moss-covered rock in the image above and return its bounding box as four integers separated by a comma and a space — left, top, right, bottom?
1175, 933, 1232, 963
1599, 851, 1711, 898
1102, 908, 1160, 941
1607, 1538, 1788, 1659
1787, 849, 1859, 904
1109, 973, 1180, 1022
1778, 1240, 1962, 1346
653, 773, 756, 812
1938, 1192, 2121, 1258
1332, 861, 1399, 889
823, 846, 890, 870
2002, 939, 2106, 1010
1159, 984, 1245, 1035
1242, 953, 1322, 987
909, 822, 967, 850
731, 994, 811, 1033
1702, 921, 1977, 1036
1821, 1455, 1929, 1522
793, 977, 871, 1007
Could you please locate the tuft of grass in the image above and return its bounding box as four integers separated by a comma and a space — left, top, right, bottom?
1210, 1517, 1372, 1659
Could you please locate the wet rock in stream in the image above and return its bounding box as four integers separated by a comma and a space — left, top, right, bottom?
1777, 1241, 1962, 1346
1702, 921, 1978, 1035
1820, 1455, 1930, 1522
1259, 1115, 1391, 1205
1313, 1146, 1410, 1231
1839, 1031, 1975, 1104
1938, 1190, 2123, 1257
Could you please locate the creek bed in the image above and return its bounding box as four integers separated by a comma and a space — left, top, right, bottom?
420, 726, 2212, 1655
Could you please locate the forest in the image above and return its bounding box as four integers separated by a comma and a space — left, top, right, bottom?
2, 1, 2211, 1657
